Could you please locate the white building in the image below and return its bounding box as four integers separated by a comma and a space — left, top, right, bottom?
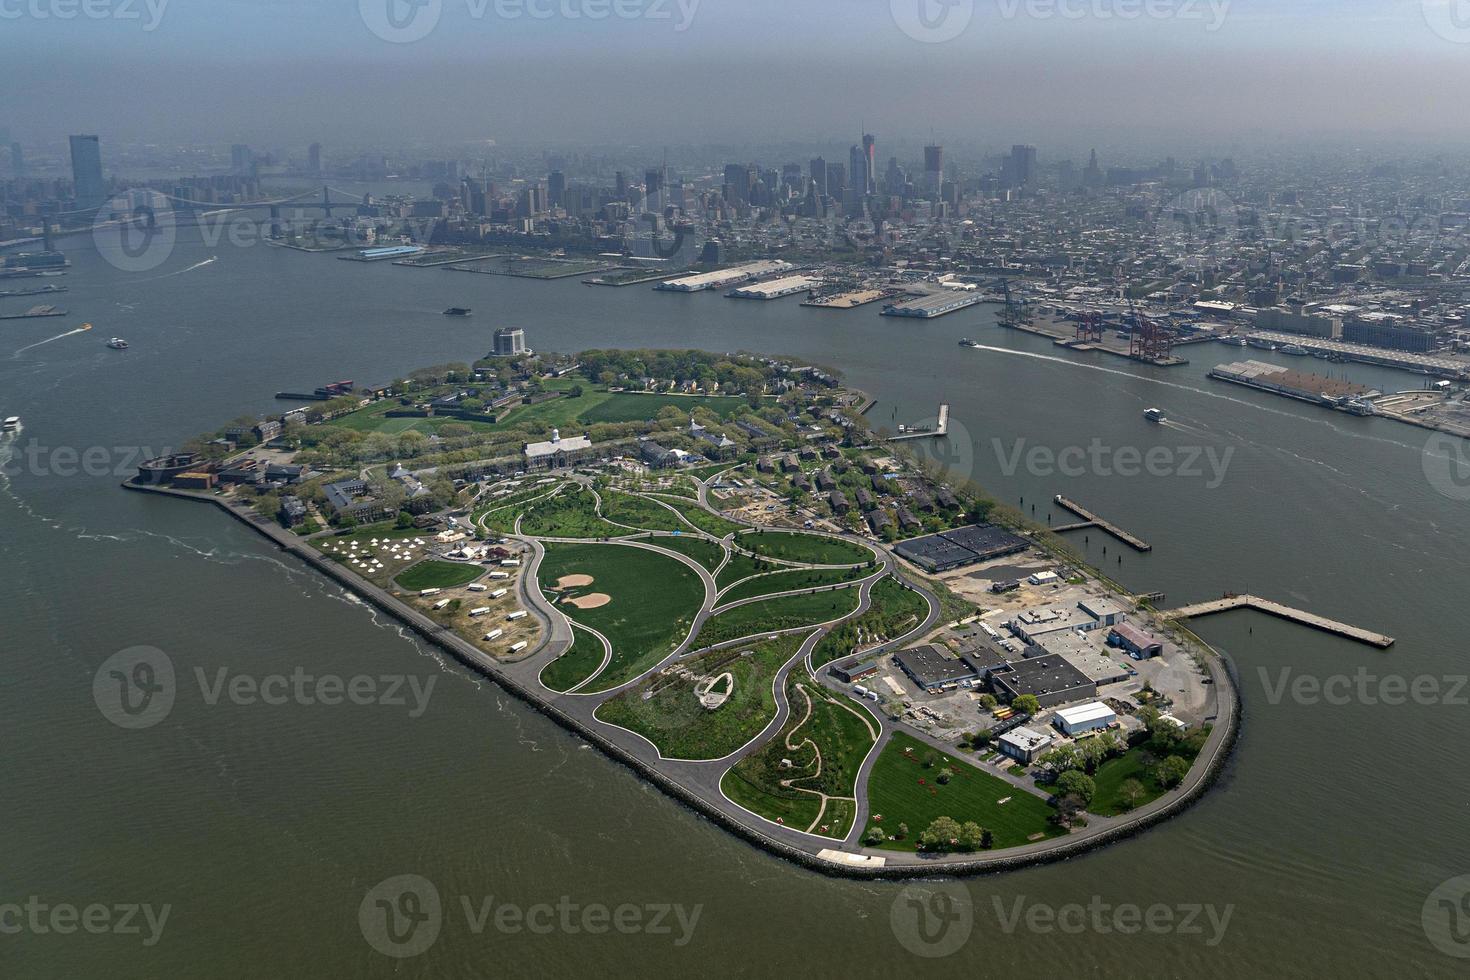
524, 429, 595, 471
1053, 701, 1118, 737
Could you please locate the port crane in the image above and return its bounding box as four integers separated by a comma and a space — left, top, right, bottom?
1126, 292, 1175, 363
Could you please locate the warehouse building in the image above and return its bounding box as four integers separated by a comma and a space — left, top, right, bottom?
1110, 623, 1164, 659
992, 655, 1098, 709
1052, 702, 1118, 737
997, 726, 1054, 764
892, 645, 985, 693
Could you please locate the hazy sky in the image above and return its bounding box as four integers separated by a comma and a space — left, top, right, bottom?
4, 0, 1469, 149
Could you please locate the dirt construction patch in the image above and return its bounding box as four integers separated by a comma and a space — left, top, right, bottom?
564, 593, 612, 609
557, 574, 595, 589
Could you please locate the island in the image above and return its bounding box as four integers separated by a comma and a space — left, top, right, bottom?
124, 346, 1236, 875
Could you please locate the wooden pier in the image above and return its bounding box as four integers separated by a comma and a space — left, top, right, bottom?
887, 403, 949, 442
1163, 594, 1395, 649
1052, 495, 1152, 552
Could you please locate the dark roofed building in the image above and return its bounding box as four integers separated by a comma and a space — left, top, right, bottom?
991, 655, 1098, 709
893, 645, 984, 693
828, 490, 850, 513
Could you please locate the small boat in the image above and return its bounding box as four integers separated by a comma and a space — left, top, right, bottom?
958, 338, 980, 348
2, 416, 20, 432
1144, 408, 1167, 423
1279, 344, 1309, 356
106, 337, 129, 350
1247, 338, 1278, 351
442, 307, 472, 317
1218, 336, 1248, 348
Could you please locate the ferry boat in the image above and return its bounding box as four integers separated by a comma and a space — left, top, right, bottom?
1218, 335, 1249, 348
1143, 407, 1167, 423
442, 307, 472, 317
958, 338, 981, 348
2, 416, 20, 432
1279, 344, 1310, 356
106, 337, 129, 350
1247, 338, 1278, 351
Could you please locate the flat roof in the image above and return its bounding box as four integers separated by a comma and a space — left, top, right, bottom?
893, 644, 980, 687
994, 655, 1096, 700
1054, 702, 1116, 725
999, 726, 1052, 750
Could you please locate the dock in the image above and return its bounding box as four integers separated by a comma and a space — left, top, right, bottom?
1163, 594, 1395, 649
0, 304, 67, 320
1052, 495, 1152, 552
887, 403, 949, 441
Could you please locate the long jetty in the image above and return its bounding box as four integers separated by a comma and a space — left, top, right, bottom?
1163, 594, 1395, 649
1052, 495, 1152, 552
887, 403, 949, 442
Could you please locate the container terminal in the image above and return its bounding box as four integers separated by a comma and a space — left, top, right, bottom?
725, 274, 821, 300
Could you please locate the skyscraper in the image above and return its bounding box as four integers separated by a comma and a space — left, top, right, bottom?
848, 145, 867, 202
810, 157, 827, 197
69, 134, 105, 209
862, 133, 877, 194
230, 143, 252, 174
1008, 144, 1038, 187
924, 144, 944, 199
643, 167, 664, 213
548, 170, 566, 209
308, 142, 322, 174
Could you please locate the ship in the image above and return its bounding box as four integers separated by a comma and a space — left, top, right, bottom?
442, 307, 472, 317
1279, 344, 1310, 356
1144, 407, 1167, 423
1247, 338, 1278, 351
106, 337, 129, 350
958, 338, 981, 348
1218, 335, 1248, 348
2, 416, 20, 432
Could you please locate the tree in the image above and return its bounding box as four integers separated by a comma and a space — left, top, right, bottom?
959, 822, 986, 851
1118, 778, 1147, 812
936, 766, 955, 785
395, 511, 415, 529
980, 827, 995, 850
567, 384, 584, 399
1012, 694, 1040, 716
1040, 745, 1081, 774
865, 825, 886, 846
1154, 755, 1191, 789
973, 728, 993, 748
1055, 770, 1096, 807
896, 822, 909, 841
918, 816, 964, 851
977, 693, 998, 709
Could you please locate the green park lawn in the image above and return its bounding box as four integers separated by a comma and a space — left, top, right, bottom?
394, 560, 485, 592
1088, 734, 1205, 816
721, 677, 878, 838
519, 488, 624, 539
735, 530, 875, 566
717, 565, 870, 606
594, 632, 811, 760
694, 586, 862, 650
599, 492, 689, 533
539, 625, 605, 693
644, 494, 749, 538
809, 576, 931, 670
645, 533, 727, 574
538, 542, 705, 691
713, 550, 781, 590
865, 731, 1063, 852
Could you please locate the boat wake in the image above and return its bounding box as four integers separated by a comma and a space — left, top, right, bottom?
12, 322, 92, 358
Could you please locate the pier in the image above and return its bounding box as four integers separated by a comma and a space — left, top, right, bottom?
1163, 594, 1395, 649
1052, 495, 1152, 552
887, 403, 949, 441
